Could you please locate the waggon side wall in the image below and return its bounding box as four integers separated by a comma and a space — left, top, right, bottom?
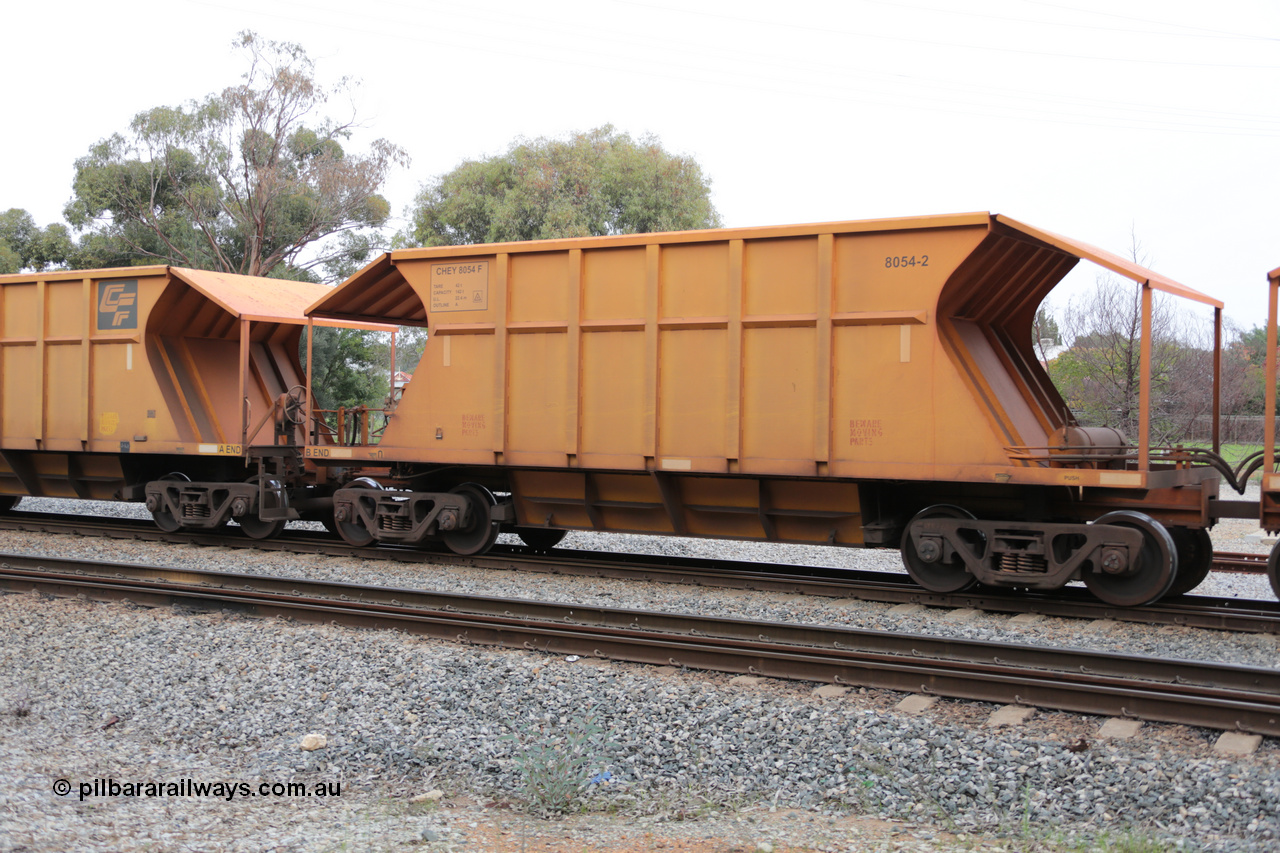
375, 222, 1027, 482
0, 270, 184, 454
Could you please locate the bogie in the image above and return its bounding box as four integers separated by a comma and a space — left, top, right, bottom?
901, 506, 1183, 605
331, 481, 512, 556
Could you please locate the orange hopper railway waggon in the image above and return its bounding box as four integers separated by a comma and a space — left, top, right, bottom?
0, 266, 343, 538
300, 212, 1258, 607
0, 214, 1270, 606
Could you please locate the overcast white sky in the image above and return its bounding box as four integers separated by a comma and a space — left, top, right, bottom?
6, 0, 1277, 329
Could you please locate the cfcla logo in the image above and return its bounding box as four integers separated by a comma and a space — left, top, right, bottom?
97, 281, 138, 330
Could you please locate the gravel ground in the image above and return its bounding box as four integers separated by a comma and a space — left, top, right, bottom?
1, 495, 1279, 852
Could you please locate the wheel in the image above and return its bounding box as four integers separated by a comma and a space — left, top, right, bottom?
515, 527, 567, 551
901, 505, 979, 593
1084, 511, 1177, 607
149, 473, 188, 533
237, 514, 285, 540
1165, 527, 1213, 597
335, 478, 380, 547
235, 476, 286, 540
1268, 540, 1280, 602
441, 484, 501, 556
0, 495, 18, 513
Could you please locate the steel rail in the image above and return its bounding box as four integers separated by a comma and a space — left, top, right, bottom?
1214, 551, 1269, 574
1, 511, 1278, 633
2, 555, 1279, 736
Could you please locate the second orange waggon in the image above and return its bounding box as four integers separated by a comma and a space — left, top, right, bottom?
302, 212, 1242, 606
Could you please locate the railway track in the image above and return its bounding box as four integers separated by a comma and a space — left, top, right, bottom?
1214, 550, 1270, 573
2, 553, 1278, 737
2, 510, 1278, 632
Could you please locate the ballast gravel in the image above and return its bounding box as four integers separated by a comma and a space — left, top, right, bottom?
1, 496, 1278, 851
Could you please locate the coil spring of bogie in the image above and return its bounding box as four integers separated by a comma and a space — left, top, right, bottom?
378, 514, 412, 532
997, 552, 1049, 573
182, 504, 211, 519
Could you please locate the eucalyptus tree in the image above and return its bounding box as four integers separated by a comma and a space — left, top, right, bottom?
0, 208, 73, 273
65, 32, 408, 280
406, 125, 720, 247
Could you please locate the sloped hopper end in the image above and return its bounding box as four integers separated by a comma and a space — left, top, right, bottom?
145, 270, 321, 446
934, 221, 1080, 461
305, 254, 428, 327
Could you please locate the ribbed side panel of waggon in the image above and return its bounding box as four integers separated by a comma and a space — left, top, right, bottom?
309, 213, 1152, 543
0, 266, 322, 502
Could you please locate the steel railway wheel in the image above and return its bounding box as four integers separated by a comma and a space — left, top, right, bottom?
442, 484, 501, 556
1083, 511, 1177, 607
901, 505, 979, 593
1165, 527, 1213, 597
1268, 540, 1280, 602
236, 476, 286, 540
149, 473, 188, 533
238, 515, 285, 539
335, 478, 380, 547
515, 527, 567, 551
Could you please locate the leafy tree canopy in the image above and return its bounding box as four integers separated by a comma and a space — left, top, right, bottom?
1226, 324, 1268, 415
1048, 275, 1196, 443
307, 327, 389, 412
406, 125, 721, 247
64, 32, 408, 280
1044, 272, 1266, 443
1033, 306, 1061, 346
1235, 325, 1268, 365
0, 208, 73, 274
